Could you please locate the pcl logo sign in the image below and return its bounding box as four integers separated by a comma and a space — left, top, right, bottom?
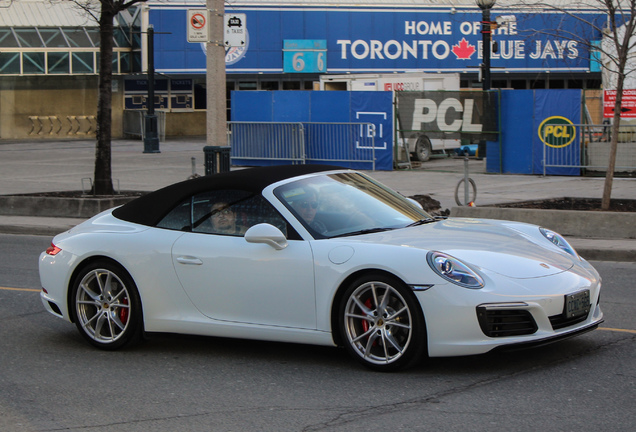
538, 116, 576, 148
412, 98, 483, 133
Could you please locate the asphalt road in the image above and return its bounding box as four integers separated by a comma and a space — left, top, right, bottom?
0, 234, 635, 432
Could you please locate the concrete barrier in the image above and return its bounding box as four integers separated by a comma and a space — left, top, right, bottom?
0, 194, 138, 219
451, 206, 636, 239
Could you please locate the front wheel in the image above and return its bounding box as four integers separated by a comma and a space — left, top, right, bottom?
71, 260, 143, 350
339, 273, 426, 371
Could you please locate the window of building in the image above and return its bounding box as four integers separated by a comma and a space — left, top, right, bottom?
72, 52, 95, 74
64, 28, 95, 48
530, 80, 546, 89
261, 81, 279, 90
0, 29, 19, 47
119, 51, 131, 74
39, 28, 68, 47
510, 80, 526, 89
86, 28, 101, 47
23, 52, 45, 74
0, 23, 137, 76
0, 52, 20, 74
238, 81, 257, 90
548, 79, 565, 89
282, 81, 301, 90
47, 52, 70, 74
15, 28, 44, 47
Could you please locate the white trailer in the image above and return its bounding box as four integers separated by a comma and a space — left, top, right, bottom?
319, 73, 461, 161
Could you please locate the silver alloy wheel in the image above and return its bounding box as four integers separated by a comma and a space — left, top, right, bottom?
75, 268, 131, 344
343, 281, 413, 366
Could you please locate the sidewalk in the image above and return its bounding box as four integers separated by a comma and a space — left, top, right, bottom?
1, 138, 635, 261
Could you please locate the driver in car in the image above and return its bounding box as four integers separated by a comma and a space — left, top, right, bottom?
290, 188, 328, 235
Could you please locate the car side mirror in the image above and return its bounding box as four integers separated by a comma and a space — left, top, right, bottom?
244, 223, 288, 250
406, 197, 424, 210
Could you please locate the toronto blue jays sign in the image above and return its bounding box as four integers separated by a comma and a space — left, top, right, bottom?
149, 6, 605, 74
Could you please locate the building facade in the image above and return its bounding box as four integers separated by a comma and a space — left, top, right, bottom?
0, 0, 607, 139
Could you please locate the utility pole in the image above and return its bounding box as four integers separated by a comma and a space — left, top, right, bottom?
206, 0, 227, 147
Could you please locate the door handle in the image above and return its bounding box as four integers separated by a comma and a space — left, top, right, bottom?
176, 256, 203, 265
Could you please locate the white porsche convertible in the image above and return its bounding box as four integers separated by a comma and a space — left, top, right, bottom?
39, 165, 603, 371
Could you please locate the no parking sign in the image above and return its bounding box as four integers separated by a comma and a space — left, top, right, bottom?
187, 9, 208, 43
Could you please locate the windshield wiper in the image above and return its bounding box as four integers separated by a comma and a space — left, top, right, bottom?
406, 218, 438, 227
331, 227, 394, 238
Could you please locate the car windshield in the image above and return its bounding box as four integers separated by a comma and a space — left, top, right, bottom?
274, 171, 434, 238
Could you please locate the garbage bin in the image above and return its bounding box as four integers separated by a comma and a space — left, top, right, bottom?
204, 146, 231, 175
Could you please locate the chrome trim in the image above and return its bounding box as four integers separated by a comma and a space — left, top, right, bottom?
477, 302, 529, 309
410, 284, 434, 291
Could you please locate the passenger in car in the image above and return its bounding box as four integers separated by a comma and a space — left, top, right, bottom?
210, 202, 244, 235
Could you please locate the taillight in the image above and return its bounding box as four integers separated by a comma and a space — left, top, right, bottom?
46, 244, 62, 256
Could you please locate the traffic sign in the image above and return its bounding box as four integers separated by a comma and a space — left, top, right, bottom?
187, 9, 208, 43
604, 90, 636, 118
224, 14, 246, 47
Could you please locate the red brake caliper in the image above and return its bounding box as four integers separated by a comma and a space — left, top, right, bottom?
119, 297, 129, 324
361, 298, 373, 332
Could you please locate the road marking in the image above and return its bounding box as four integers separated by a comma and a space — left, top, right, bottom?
0, 286, 40, 293
599, 327, 636, 335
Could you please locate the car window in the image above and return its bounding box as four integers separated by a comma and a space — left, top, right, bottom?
157, 190, 288, 237
156, 200, 191, 231
274, 172, 432, 238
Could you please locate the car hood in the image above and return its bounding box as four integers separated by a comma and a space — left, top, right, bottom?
343, 218, 576, 279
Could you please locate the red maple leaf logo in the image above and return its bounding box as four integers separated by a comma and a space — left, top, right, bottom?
452, 38, 476, 60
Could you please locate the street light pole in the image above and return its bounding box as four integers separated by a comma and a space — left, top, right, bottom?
476, 0, 496, 160
143, 25, 160, 153
476, 0, 496, 91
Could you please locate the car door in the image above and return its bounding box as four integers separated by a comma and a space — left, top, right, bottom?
169, 191, 317, 329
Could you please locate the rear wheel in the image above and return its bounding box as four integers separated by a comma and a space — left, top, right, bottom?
339, 273, 426, 371
71, 260, 143, 350
414, 136, 432, 162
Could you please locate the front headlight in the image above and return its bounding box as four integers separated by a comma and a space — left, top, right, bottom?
426, 251, 484, 289
540, 227, 579, 259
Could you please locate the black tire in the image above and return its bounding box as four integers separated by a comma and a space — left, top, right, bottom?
70, 260, 143, 350
415, 136, 432, 162
338, 273, 426, 371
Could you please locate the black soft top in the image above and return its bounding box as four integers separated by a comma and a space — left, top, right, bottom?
112, 164, 345, 226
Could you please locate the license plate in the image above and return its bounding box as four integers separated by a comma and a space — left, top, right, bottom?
565, 290, 590, 319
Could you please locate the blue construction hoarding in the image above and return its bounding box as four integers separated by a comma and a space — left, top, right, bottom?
488, 89, 581, 175
230, 89, 583, 174
231, 91, 394, 171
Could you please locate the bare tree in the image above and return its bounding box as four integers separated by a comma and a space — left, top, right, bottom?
513, 0, 636, 209
70, 0, 148, 195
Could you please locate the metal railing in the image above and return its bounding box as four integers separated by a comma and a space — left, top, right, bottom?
123, 110, 166, 142
28, 115, 96, 136
542, 123, 636, 175
227, 121, 376, 170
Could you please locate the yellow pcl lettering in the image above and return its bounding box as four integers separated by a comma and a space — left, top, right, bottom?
544, 125, 572, 138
